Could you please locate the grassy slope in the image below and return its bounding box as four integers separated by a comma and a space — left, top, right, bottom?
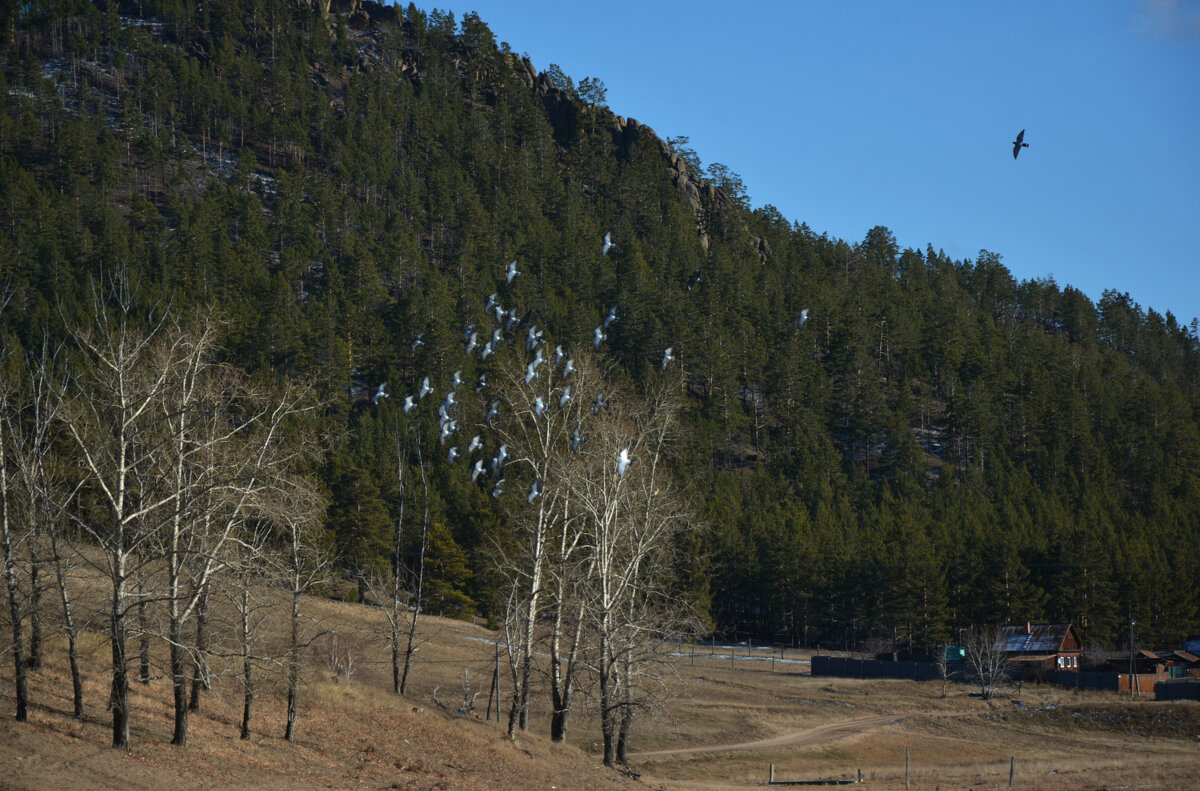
3, 593, 1199, 791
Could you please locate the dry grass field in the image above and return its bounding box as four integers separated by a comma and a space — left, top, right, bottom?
3, 592, 1199, 791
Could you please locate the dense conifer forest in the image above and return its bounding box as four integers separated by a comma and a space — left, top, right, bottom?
2, 0, 1198, 660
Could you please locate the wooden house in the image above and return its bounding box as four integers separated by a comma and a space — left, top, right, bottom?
994, 623, 1083, 673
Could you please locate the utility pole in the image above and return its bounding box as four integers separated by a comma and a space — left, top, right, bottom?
1128, 619, 1136, 697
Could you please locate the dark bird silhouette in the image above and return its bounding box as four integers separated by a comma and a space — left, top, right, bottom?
1012, 129, 1029, 159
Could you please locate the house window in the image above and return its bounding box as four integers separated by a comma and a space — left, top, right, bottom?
1057, 656, 1064, 668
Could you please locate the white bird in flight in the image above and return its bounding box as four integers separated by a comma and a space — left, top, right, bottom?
617, 448, 631, 476
797, 308, 809, 330
594, 325, 606, 350
661, 347, 675, 370
506, 259, 521, 285
602, 304, 618, 329
373, 382, 389, 404
602, 232, 615, 257
419, 376, 434, 400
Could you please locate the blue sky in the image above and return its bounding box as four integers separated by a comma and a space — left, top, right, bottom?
438, 1, 1200, 325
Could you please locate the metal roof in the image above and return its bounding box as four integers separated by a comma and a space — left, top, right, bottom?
994, 624, 1075, 654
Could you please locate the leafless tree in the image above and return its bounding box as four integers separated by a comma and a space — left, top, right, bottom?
567, 376, 697, 767
963, 628, 1012, 700
59, 286, 186, 749
279, 477, 328, 742
486, 345, 588, 738
0, 357, 32, 722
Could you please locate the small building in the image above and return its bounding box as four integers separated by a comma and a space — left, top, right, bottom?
995, 623, 1083, 674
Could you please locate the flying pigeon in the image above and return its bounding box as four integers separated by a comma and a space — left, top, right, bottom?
373, 382, 389, 405
593, 392, 609, 415
571, 426, 586, 453
410, 333, 425, 352
485, 401, 500, 424
481, 339, 496, 360
447, 446, 460, 464
602, 304, 618, 329
594, 325, 607, 350
506, 259, 521, 285
661, 347, 675, 371
439, 420, 457, 445
475, 374, 488, 394
504, 310, 520, 333
525, 361, 540, 386
485, 293, 498, 313
450, 370, 463, 391
491, 444, 509, 475
561, 357, 575, 380
602, 232, 615, 257
491, 478, 505, 498
419, 376, 434, 400
533, 397, 547, 419
1012, 128, 1029, 159
403, 395, 417, 415
797, 308, 810, 330
526, 324, 544, 352
687, 268, 701, 291
554, 344, 565, 367
527, 479, 542, 503
558, 385, 572, 409
471, 459, 485, 483
617, 448, 631, 476
441, 390, 457, 411
468, 434, 483, 454
465, 331, 479, 357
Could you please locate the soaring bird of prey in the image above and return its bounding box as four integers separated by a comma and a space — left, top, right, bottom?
1012, 129, 1029, 159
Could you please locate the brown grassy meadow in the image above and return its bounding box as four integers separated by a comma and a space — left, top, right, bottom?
2, 589, 1198, 791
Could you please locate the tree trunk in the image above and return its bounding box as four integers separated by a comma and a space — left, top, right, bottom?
285, 585, 300, 742
136, 566, 150, 683
240, 584, 253, 740
26, 559, 42, 670
169, 620, 189, 746
599, 632, 616, 767
188, 583, 210, 711
50, 529, 83, 716
4, 571, 28, 722
110, 574, 130, 748
0, 428, 29, 722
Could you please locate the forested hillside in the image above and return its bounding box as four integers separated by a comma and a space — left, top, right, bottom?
3, 0, 1198, 657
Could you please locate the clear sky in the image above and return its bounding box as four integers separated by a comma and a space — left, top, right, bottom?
437, 1, 1200, 326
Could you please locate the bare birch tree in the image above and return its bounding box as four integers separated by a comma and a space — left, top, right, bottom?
486, 343, 593, 738
60, 287, 187, 749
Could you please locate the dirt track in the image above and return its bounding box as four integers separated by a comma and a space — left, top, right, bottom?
630, 713, 906, 760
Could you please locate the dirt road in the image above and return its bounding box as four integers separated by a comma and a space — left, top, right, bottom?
630, 713, 905, 760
